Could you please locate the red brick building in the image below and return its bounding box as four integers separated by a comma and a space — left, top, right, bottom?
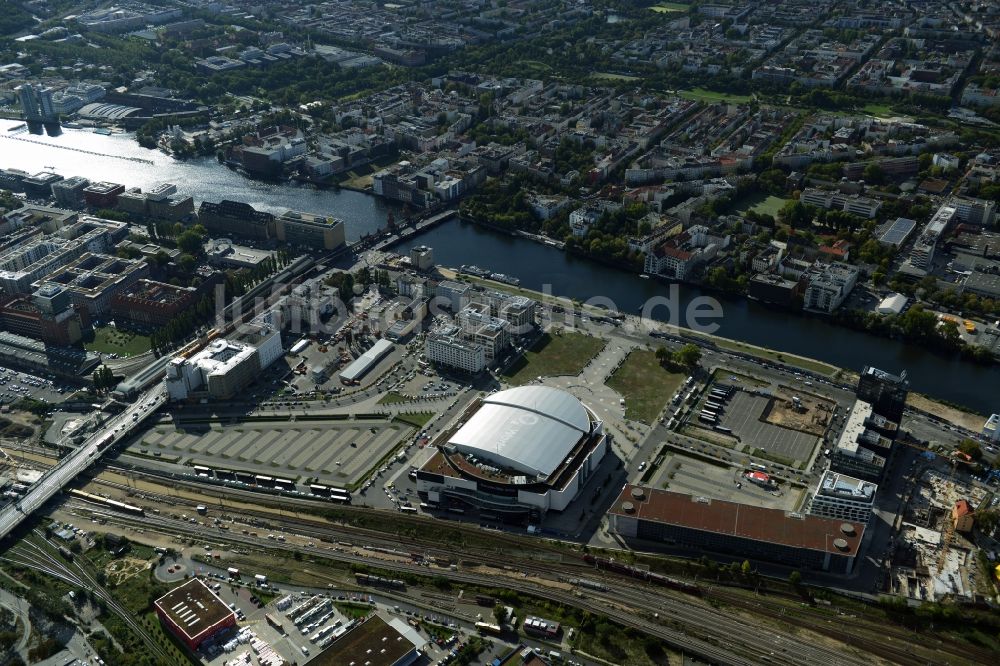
153, 579, 236, 650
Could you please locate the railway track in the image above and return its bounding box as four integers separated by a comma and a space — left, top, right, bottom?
77, 505, 895, 666
70, 471, 997, 665
35, 457, 994, 665
2, 532, 171, 663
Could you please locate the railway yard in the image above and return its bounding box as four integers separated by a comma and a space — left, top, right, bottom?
0, 298, 998, 666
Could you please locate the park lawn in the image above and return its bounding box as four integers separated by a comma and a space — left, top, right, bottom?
650, 2, 689, 12
378, 391, 408, 405
679, 87, 753, 104
502, 331, 606, 385
606, 350, 685, 424
592, 72, 640, 82
394, 412, 435, 428
862, 102, 899, 117
84, 326, 151, 357
729, 191, 789, 218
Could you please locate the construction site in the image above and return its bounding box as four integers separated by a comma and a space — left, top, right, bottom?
762, 385, 838, 437
890, 462, 991, 602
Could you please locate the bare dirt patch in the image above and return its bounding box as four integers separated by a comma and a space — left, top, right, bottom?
105, 557, 149, 586
764, 386, 836, 436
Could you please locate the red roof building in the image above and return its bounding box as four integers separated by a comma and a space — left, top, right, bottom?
609, 485, 864, 574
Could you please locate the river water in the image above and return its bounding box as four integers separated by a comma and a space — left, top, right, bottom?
395, 220, 1000, 415
2, 120, 997, 413
0, 119, 399, 241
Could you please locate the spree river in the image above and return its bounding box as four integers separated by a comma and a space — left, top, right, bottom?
0, 120, 400, 241
396, 221, 1000, 415
2, 120, 997, 413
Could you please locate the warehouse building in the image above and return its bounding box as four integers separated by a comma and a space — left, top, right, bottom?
416, 386, 608, 517
609, 485, 864, 574
153, 579, 236, 650
339, 339, 394, 384
312, 613, 425, 666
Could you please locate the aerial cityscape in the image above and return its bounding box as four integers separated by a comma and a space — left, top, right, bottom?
1, 1, 1000, 665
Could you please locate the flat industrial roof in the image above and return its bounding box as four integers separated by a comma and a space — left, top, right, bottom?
447, 386, 592, 478
610, 485, 864, 555
153, 578, 235, 641
312, 614, 418, 666
340, 338, 394, 382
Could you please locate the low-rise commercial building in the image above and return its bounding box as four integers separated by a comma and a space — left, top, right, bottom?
153, 579, 236, 650
311, 613, 424, 666
609, 485, 865, 574
82, 182, 125, 209
198, 200, 275, 242
339, 339, 395, 384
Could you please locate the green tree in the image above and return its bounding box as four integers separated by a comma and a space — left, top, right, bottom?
672, 343, 702, 370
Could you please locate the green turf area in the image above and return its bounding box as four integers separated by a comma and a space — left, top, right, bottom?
728, 191, 789, 218
394, 412, 434, 427
862, 103, 899, 117
378, 391, 409, 405
84, 326, 151, 357
606, 349, 685, 424
591, 72, 640, 81
678, 88, 753, 104
502, 331, 606, 385
650, 2, 689, 12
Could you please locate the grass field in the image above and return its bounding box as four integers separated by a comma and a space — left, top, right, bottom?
730, 191, 789, 218
592, 72, 640, 82
84, 326, 150, 357
679, 87, 753, 104
651, 1, 689, 12
606, 350, 685, 424
502, 331, 606, 385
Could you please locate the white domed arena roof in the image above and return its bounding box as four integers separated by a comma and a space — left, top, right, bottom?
447, 386, 591, 477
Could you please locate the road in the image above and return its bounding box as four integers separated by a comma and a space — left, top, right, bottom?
0, 385, 167, 540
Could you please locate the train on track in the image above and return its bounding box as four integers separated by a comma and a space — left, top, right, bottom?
67, 488, 145, 516
582, 555, 701, 596
354, 572, 406, 591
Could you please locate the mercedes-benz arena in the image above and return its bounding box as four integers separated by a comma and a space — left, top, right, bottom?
416, 386, 607, 519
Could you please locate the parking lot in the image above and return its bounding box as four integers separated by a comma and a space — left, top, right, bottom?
644, 448, 802, 511
133, 419, 413, 488
0, 365, 73, 404
720, 392, 820, 463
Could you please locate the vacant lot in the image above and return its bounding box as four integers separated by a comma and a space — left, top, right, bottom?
606, 350, 685, 424
503, 331, 606, 385
765, 385, 837, 436
84, 326, 150, 357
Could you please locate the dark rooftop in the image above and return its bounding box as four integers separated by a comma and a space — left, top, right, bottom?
312, 615, 415, 666
153, 579, 235, 640
609, 485, 865, 555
